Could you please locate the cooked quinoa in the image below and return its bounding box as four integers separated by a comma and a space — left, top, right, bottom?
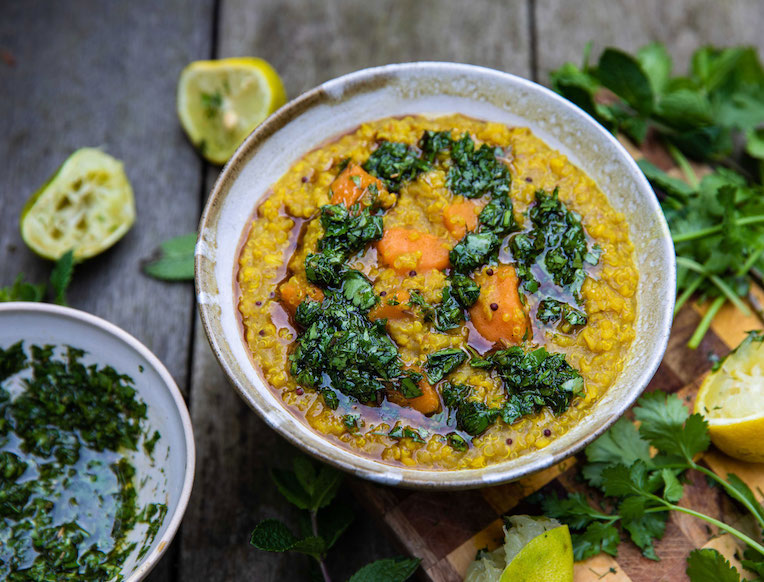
237, 114, 637, 470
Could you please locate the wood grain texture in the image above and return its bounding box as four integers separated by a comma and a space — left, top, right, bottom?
535, 0, 764, 80
215, 0, 532, 94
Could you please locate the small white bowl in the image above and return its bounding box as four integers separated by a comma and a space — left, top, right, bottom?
196, 62, 675, 489
0, 302, 195, 581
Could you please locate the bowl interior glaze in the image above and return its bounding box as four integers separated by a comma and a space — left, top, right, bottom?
196, 62, 675, 489
0, 303, 195, 580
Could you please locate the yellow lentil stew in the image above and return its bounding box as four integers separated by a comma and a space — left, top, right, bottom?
237, 115, 637, 470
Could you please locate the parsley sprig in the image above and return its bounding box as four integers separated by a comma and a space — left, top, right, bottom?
538, 392, 764, 579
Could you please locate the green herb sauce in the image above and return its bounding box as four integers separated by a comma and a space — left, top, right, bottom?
0, 342, 165, 581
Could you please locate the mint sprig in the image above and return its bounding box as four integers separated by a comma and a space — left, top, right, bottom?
250, 456, 420, 582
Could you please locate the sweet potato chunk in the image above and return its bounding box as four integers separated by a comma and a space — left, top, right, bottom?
329, 164, 387, 207
409, 376, 440, 415
468, 265, 528, 345
443, 201, 480, 239
376, 227, 450, 274
368, 289, 410, 321
279, 278, 324, 316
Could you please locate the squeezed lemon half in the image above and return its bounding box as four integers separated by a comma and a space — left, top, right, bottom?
695, 332, 764, 463
465, 516, 574, 582
177, 57, 287, 164
20, 148, 136, 261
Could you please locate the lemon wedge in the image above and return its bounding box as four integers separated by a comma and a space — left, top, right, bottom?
20, 148, 136, 261
465, 516, 574, 582
695, 331, 764, 462
177, 57, 286, 164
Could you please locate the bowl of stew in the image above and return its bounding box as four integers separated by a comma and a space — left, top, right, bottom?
195, 62, 674, 489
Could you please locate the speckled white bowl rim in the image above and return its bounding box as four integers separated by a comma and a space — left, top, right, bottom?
195, 62, 675, 490
0, 302, 196, 580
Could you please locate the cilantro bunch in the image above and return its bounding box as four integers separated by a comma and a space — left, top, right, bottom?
250, 457, 420, 582
538, 392, 764, 580
549, 43, 764, 347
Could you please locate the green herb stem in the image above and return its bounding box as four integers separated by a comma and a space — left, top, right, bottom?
311, 510, 332, 582
691, 463, 764, 532
666, 142, 700, 190
737, 246, 764, 277
688, 296, 726, 349
662, 501, 764, 556
672, 215, 764, 244
676, 256, 752, 316
674, 275, 704, 316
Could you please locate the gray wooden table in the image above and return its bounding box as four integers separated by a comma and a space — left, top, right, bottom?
2, 1, 762, 580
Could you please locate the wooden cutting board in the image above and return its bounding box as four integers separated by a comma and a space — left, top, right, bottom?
351, 262, 764, 579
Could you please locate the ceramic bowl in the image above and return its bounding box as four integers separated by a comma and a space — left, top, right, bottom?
195, 62, 675, 489
0, 302, 195, 580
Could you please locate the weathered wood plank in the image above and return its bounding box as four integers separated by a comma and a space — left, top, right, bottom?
180, 1, 532, 580
0, 0, 213, 389
1, 2, 214, 580
535, 0, 764, 81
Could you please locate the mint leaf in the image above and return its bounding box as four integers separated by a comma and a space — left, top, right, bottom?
637, 42, 673, 95
597, 48, 654, 115
293, 456, 318, 498
143, 233, 196, 281
633, 392, 710, 461
686, 549, 741, 582
271, 468, 312, 510
309, 463, 343, 511
290, 536, 327, 559
0, 275, 45, 303
348, 557, 420, 582
571, 521, 620, 561
318, 501, 354, 550
50, 249, 75, 305
583, 417, 652, 488
250, 519, 299, 551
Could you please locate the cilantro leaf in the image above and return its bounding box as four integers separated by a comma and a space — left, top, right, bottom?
633, 392, 710, 461
348, 557, 420, 582
571, 521, 621, 561
622, 511, 667, 561
582, 417, 652, 488
540, 491, 610, 530
686, 549, 741, 582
